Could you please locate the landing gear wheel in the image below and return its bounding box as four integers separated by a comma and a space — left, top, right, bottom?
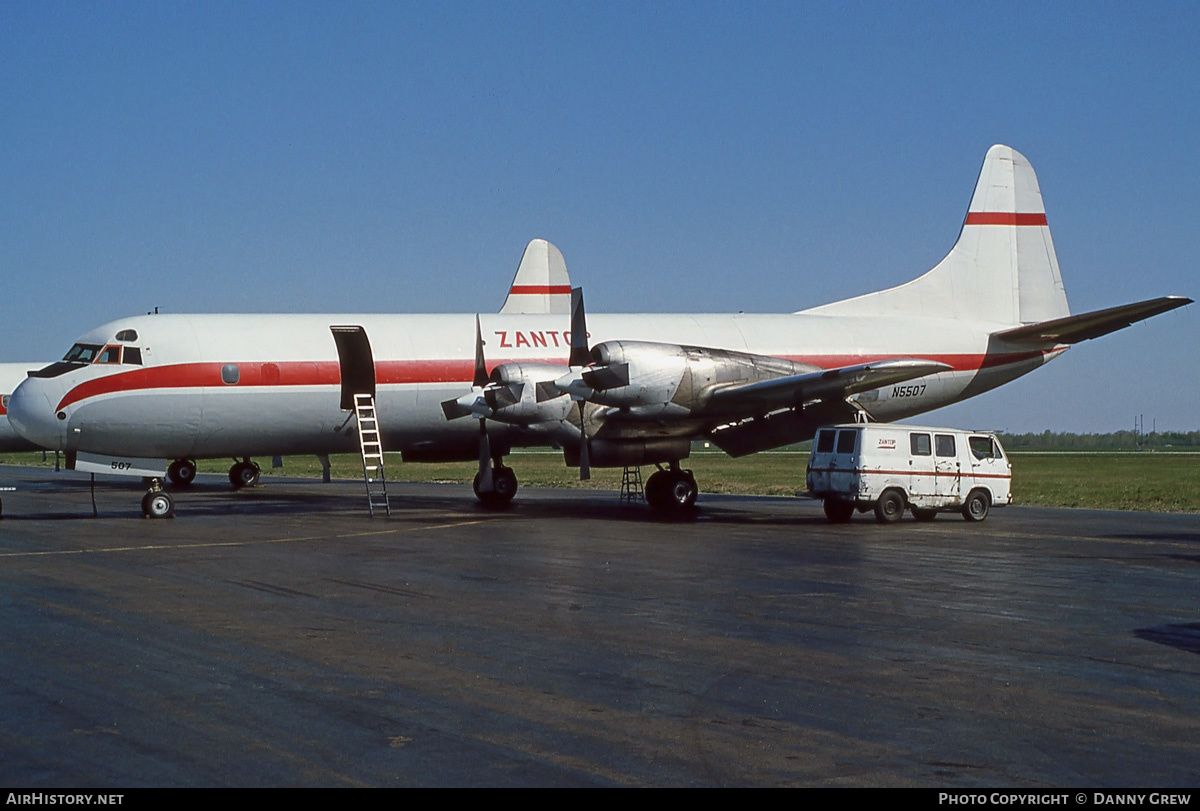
646, 469, 697, 513
874, 489, 906, 524
911, 507, 938, 522
474, 466, 518, 507
229, 460, 261, 490
962, 489, 990, 522
167, 459, 197, 488
141, 490, 175, 519
644, 470, 668, 508
823, 499, 855, 523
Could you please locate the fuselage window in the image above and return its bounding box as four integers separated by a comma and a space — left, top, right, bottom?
63, 343, 103, 363
221, 364, 240, 385
935, 434, 956, 457
96, 345, 122, 364
1, 395, 8, 410
123, 347, 143, 365
115, 329, 139, 342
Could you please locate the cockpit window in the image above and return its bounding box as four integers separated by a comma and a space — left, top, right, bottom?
115, 329, 139, 342
123, 347, 142, 365
96, 345, 122, 364
63, 343, 103, 363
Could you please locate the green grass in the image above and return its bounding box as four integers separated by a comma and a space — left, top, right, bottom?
3, 449, 1198, 512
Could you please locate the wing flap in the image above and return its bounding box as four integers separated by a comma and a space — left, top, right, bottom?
993, 296, 1191, 345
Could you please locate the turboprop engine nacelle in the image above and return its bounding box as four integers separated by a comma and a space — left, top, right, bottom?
484, 362, 576, 426
577, 340, 818, 417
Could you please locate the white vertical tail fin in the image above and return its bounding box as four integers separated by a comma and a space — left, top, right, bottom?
801, 145, 1070, 326
499, 239, 573, 314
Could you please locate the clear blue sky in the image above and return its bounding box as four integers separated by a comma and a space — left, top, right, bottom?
2, 1, 1196, 432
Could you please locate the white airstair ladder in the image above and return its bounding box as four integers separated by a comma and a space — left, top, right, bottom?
354, 393, 391, 517
620, 465, 644, 503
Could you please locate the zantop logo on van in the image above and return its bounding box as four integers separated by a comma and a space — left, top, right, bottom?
877, 438, 897, 449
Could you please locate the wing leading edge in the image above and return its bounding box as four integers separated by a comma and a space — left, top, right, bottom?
992, 296, 1191, 345
706, 358, 952, 414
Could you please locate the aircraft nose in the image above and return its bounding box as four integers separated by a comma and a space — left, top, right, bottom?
7, 377, 67, 451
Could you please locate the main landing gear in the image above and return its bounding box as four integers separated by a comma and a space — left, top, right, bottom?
229, 458, 261, 489
644, 464, 698, 514
167, 459, 197, 488
473, 460, 518, 508
141, 480, 175, 519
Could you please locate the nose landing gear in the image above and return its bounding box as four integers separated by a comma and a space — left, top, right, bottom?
140, 480, 175, 519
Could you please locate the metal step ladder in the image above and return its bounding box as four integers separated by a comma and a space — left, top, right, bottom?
354, 393, 391, 517
620, 465, 644, 503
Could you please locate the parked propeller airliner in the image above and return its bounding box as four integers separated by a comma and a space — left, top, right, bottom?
7, 145, 1190, 517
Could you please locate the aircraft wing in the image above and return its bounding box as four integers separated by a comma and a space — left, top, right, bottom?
992, 296, 1191, 345
706, 358, 952, 413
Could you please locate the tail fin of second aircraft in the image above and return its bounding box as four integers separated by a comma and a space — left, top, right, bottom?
801, 145, 1070, 327
499, 239, 573, 314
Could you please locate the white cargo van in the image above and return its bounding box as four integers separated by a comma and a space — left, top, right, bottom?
806, 424, 1012, 523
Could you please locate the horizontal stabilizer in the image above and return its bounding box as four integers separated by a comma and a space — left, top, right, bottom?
993, 296, 1192, 345
708, 358, 952, 413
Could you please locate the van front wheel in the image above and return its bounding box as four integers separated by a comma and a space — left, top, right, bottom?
962, 489, 990, 522
874, 489, 906, 524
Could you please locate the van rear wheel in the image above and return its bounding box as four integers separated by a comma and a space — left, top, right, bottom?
874, 489, 906, 524
823, 499, 854, 524
962, 489, 990, 522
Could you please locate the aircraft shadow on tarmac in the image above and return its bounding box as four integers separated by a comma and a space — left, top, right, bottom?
1134, 623, 1200, 655
3, 473, 840, 527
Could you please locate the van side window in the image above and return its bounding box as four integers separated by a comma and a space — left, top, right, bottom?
836, 429, 857, 454
935, 434, 956, 457
910, 433, 931, 456
816, 429, 836, 453
969, 436, 996, 459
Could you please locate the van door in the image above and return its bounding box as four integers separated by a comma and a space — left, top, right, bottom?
908, 432, 935, 498
934, 433, 961, 503
968, 435, 1008, 499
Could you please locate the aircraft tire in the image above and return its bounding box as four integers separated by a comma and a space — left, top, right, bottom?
473, 467, 518, 507
663, 470, 698, 512
644, 470, 668, 509
167, 459, 197, 488
911, 507, 938, 522
962, 489, 990, 522
874, 489, 906, 524
141, 490, 175, 519
823, 499, 854, 523
229, 461, 260, 490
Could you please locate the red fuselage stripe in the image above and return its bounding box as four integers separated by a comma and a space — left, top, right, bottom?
508, 285, 573, 295
964, 212, 1048, 226
53, 349, 1056, 412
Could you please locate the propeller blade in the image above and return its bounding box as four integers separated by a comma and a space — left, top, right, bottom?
535, 380, 563, 403
483, 381, 523, 411
441, 398, 472, 420
577, 400, 590, 481
472, 314, 489, 389
581, 362, 629, 390
568, 287, 591, 367
477, 418, 494, 492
